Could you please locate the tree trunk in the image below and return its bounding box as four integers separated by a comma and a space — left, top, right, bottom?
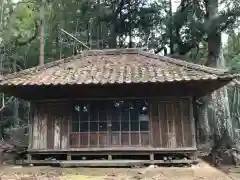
39, 0, 45, 65
0, 0, 4, 137
109, 2, 117, 48
169, 0, 174, 54
206, 33, 221, 67
12, 59, 19, 126
205, 0, 220, 67
197, 0, 233, 151
128, 0, 133, 48
96, 0, 101, 49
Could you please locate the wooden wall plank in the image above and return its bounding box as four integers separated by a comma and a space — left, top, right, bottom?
61, 123, 68, 149
54, 116, 61, 149
130, 132, 139, 146
68, 105, 71, 149
174, 101, 184, 147
32, 105, 38, 149
47, 108, 53, 149
182, 99, 192, 147
90, 133, 98, 147
159, 102, 168, 148
166, 103, 176, 148
32, 104, 41, 149
99, 132, 108, 147
38, 106, 43, 149
150, 98, 194, 149
189, 98, 196, 148
151, 101, 160, 147
61, 105, 69, 149
37, 103, 48, 149
28, 102, 35, 149
111, 132, 120, 146
70, 133, 79, 148
80, 133, 88, 147
179, 101, 185, 147
40, 113, 47, 149
141, 132, 150, 146
121, 133, 129, 146
32, 102, 70, 150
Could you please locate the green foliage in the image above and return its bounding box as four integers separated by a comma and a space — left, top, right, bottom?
224, 31, 240, 70
185, 41, 208, 64
169, 0, 240, 60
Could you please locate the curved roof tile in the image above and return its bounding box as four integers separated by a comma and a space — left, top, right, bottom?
0, 48, 237, 86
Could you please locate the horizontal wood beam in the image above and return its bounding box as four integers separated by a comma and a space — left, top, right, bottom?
28, 147, 197, 153
17, 159, 199, 167
34, 96, 192, 103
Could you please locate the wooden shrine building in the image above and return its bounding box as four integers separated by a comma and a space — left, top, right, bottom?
0, 48, 236, 165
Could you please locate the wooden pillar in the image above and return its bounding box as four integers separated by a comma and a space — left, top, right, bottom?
190, 152, 197, 161
190, 98, 196, 148
27, 153, 32, 164
150, 152, 154, 161
67, 153, 71, 161
28, 102, 35, 149
108, 154, 112, 160
0, 151, 4, 164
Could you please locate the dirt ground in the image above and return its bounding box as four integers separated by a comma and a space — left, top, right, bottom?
0, 161, 239, 180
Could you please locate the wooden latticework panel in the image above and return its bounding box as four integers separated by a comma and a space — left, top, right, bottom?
30, 97, 195, 150
70, 100, 150, 148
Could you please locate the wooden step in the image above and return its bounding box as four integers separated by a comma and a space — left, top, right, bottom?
17, 159, 199, 167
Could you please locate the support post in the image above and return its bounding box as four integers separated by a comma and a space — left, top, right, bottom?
150, 153, 154, 161
108, 154, 112, 160
27, 153, 32, 164
190, 152, 197, 161
67, 153, 71, 161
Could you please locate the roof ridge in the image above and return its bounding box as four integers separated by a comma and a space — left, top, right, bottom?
81, 48, 140, 56
138, 50, 228, 75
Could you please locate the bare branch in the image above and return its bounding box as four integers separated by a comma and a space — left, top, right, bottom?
61, 29, 91, 50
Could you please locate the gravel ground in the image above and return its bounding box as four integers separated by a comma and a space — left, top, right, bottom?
0, 161, 238, 180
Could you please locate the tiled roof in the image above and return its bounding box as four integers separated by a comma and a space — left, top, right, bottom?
0, 48, 236, 86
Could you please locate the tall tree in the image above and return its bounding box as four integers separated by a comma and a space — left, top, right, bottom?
167, 0, 240, 58
167, 0, 240, 150
0, 0, 39, 135
39, 0, 45, 65
224, 31, 240, 68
